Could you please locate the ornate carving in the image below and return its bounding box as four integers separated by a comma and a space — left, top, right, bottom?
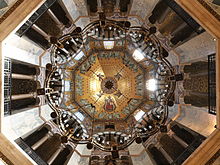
0, 151, 13, 165
205, 149, 220, 165
0, 0, 24, 24
197, 0, 220, 21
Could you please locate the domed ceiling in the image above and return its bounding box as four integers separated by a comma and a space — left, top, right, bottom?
73, 48, 146, 120
45, 19, 176, 150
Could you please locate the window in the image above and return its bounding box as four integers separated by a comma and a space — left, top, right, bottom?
74, 111, 85, 121
134, 110, 145, 121
103, 41, 114, 49
132, 49, 145, 62
74, 51, 85, 60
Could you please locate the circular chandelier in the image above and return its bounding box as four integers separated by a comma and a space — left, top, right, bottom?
45, 18, 176, 152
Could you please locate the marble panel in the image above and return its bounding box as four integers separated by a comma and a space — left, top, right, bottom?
67, 152, 81, 165
62, 0, 87, 22
175, 32, 216, 64
40, 104, 53, 121
62, 0, 80, 21
128, 16, 143, 26
168, 104, 179, 120
167, 51, 179, 66
41, 51, 50, 67
4, 34, 43, 56
75, 17, 90, 29
176, 105, 216, 137
78, 157, 90, 165
75, 144, 91, 156
129, 0, 159, 20
131, 150, 154, 165
3, 107, 44, 141
3, 34, 44, 65
128, 142, 145, 155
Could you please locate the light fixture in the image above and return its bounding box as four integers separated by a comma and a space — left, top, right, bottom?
103, 41, 114, 49
146, 79, 157, 91
132, 49, 145, 62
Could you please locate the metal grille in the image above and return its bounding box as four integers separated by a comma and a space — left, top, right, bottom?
15, 138, 48, 165
4, 58, 12, 115
172, 137, 205, 165
16, 0, 57, 37
208, 54, 216, 115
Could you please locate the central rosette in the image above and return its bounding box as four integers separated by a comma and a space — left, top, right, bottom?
101, 77, 118, 94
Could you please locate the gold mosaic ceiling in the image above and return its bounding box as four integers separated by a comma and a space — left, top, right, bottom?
73, 51, 146, 120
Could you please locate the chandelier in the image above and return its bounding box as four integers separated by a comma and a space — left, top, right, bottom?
45, 18, 176, 153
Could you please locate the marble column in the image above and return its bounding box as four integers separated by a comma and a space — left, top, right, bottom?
157, 144, 173, 164
97, 0, 102, 12
11, 92, 36, 100
12, 73, 35, 80
32, 24, 50, 40
47, 9, 63, 28
32, 133, 51, 150
114, 0, 120, 12
171, 132, 188, 148
47, 146, 63, 165
24, 28, 50, 49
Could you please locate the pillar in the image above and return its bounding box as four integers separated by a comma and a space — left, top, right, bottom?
23, 126, 49, 147
32, 133, 51, 150
11, 93, 36, 100
47, 146, 63, 165
12, 73, 35, 80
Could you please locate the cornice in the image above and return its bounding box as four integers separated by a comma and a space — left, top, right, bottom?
197, 0, 220, 21
0, 0, 24, 24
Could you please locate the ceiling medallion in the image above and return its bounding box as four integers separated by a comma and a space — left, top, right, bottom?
45, 18, 177, 153
101, 77, 118, 94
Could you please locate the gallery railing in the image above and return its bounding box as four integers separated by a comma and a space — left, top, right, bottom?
15, 138, 48, 165
208, 54, 216, 115
4, 58, 12, 115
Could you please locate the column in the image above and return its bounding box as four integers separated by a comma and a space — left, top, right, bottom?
47, 146, 63, 165
159, 135, 185, 160
49, 1, 71, 28
11, 92, 36, 100
32, 133, 51, 150
171, 133, 188, 148
23, 126, 49, 146
24, 28, 50, 49
12, 73, 35, 80
157, 144, 173, 164
97, 0, 102, 12
47, 9, 63, 28
32, 24, 50, 40
12, 63, 37, 75
114, 0, 120, 12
